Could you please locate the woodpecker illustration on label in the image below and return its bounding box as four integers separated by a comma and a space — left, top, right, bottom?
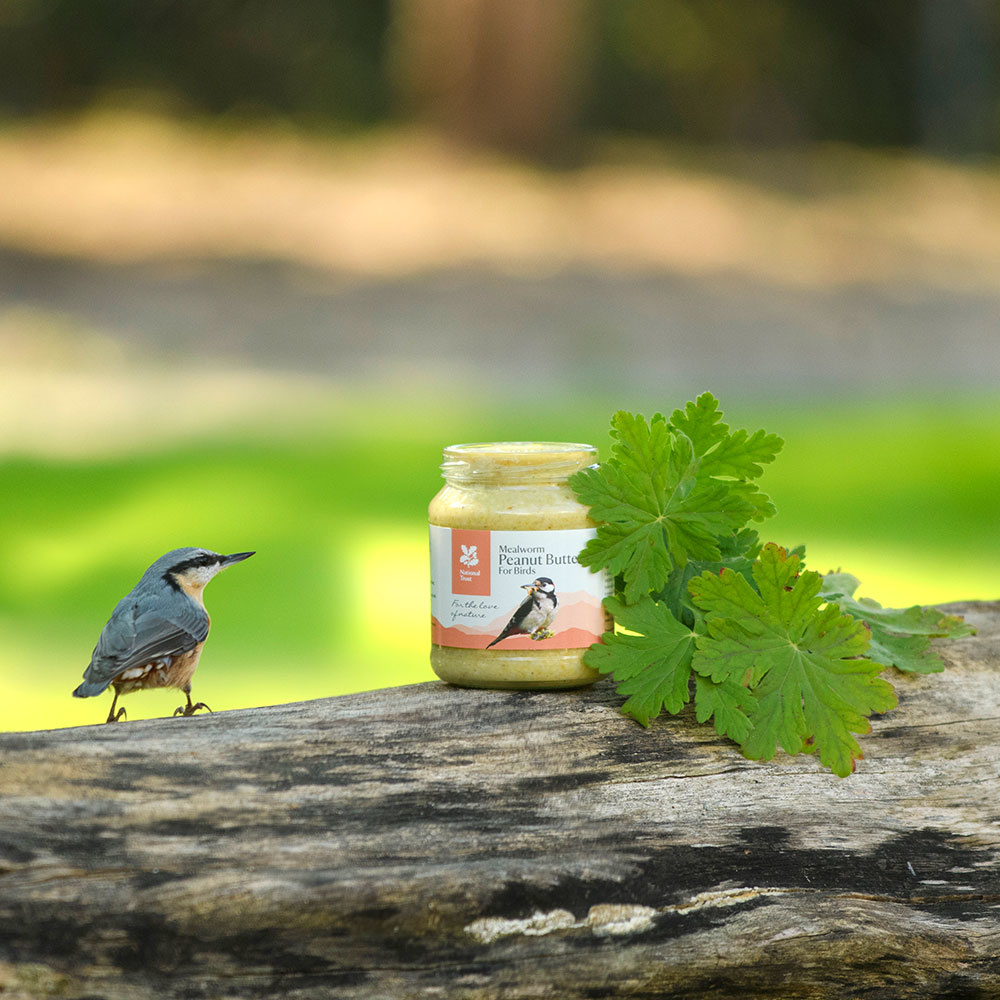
486, 577, 558, 648
429, 527, 610, 650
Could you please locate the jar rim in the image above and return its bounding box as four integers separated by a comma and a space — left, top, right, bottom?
441, 441, 597, 482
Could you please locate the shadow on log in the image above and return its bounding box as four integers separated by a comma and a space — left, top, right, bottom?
1, 602, 998, 999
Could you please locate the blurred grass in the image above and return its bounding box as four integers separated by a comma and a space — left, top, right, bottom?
0, 387, 996, 733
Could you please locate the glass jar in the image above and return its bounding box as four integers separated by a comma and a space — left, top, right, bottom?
428, 442, 611, 689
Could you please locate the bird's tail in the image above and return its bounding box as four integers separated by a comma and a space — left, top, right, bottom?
73, 677, 111, 698
486, 631, 509, 649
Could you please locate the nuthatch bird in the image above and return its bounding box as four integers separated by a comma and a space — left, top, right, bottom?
73, 548, 254, 723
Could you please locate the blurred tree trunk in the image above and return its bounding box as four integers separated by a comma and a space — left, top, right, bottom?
917, 0, 996, 155
389, 0, 589, 159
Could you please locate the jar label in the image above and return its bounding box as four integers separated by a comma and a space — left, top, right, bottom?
430, 526, 612, 649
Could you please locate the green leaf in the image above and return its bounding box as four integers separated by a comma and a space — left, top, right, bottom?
689, 544, 898, 777
694, 672, 753, 744
820, 573, 975, 674
669, 392, 729, 458
572, 396, 968, 777
570, 399, 782, 602
671, 393, 784, 522
656, 528, 759, 624
583, 596, 696, 726
703, 428, 786, 481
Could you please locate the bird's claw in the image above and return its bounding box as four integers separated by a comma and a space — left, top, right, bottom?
105, 707, 127, 724
173, 701, 212, 718
530, 629, 554, 641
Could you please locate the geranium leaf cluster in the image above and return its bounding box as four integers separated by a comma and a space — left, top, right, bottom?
570, 393, 972, 777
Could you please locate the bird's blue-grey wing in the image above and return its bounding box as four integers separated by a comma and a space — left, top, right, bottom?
77, 594, 209, 694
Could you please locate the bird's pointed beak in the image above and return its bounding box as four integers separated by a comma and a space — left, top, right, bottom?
521, 583, 537, 593
222, 551, 255, 566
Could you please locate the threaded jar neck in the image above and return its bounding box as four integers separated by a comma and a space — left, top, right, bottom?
441, 442, 597, 485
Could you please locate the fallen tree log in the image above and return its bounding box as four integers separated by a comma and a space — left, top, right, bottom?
0, 601, 998, 999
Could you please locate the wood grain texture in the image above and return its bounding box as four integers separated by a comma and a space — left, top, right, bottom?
1, 601, 998, 999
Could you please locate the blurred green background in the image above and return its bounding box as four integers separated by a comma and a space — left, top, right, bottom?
1, 1, 998, 731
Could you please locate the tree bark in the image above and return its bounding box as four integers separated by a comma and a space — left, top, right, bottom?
1, 601, 998, 999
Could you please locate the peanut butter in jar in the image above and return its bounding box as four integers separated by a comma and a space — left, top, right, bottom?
428, 442, 611, 689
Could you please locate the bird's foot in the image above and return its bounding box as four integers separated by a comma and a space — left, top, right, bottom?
173, 701, 212, 718
105, 706, 127, 724
530, 629, 554, 641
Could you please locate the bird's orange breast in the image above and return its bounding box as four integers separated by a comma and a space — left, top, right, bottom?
112, 642, 206, 694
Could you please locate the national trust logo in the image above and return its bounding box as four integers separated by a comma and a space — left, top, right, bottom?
452, 529, 491, 596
